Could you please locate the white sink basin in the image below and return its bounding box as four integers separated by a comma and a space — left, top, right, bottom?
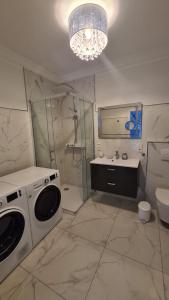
90, 157, 140, 168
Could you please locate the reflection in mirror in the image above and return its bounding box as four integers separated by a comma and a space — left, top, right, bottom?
98, 103, 142, 139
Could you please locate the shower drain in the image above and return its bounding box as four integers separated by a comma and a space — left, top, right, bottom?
63, 187, 69, 191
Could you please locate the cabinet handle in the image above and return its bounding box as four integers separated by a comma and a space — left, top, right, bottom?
107, 168, 116, 171
107, 183, 116, 186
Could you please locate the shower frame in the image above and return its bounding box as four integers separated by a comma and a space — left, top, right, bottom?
30, 92, 95, 202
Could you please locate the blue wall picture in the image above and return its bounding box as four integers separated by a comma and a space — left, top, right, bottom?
129, 110, 142, 139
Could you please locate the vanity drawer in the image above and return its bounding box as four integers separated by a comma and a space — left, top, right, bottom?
91, 164, 119, 183
91, 163, 138, 198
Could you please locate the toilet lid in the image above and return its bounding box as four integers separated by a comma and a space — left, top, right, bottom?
156, 188, 169, 205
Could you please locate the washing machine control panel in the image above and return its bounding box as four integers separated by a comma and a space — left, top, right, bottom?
0, 190, 21, 207
44, 178, 50, 185
7, 191, 18, 203
50, 173, 58, 181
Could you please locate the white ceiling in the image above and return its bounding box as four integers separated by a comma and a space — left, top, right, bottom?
0, 0, 169, 81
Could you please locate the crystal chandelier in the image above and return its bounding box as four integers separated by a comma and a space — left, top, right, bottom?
69, 3, 108, 61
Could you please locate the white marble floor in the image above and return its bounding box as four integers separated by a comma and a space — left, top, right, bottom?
1, 192, 169, 300
61, 184, 84, 214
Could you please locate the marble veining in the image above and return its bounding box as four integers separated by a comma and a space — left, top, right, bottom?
58, 213, 75, 230
86, 249, 165, 300
28, 71, 95, 191
21, 227, 103, 300
145, 142, 169, 206
1, 192, 169, 300
0, 107, 34, 176
106, 213, 162, 271
68, 204, 117, 246
0, 266, 63, 300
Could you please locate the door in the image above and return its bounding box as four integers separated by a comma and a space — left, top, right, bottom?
34, 185, 61, 221
0, 210, 25, 262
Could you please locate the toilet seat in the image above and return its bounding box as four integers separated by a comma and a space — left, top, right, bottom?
156, 188, 169, 224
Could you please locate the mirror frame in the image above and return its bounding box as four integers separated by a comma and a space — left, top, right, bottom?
98, 102, 142, 139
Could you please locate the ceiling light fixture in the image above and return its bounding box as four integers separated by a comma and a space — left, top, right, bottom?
69, 3, 108, 61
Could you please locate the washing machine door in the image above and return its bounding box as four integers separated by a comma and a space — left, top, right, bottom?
0, 209, 25, 262
34, 185, 61, 222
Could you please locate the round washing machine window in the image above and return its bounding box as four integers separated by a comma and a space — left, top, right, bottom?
35, 185, 61, 222
0, 211, 25, 262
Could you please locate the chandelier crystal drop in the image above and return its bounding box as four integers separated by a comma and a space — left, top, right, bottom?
69, 4, 108, 61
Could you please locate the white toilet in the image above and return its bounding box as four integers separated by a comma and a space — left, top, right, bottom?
156, 188, 169, 224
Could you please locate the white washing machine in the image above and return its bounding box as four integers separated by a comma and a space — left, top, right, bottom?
1, 167, 62, 247
0, 181, 32, 283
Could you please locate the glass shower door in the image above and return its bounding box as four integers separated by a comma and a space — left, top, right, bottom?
31, 100, 51, 168
31, 95, 95, 213
31, 99, 57, 169
45, 99, 57, 169
84, 101, 95, 198
80, 100, 95, 200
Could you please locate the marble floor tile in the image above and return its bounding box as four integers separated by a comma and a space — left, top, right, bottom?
106, 214, 162, 271
85, 192, 121, 216
22, 228, 103, 300
21, 227, 64, 273
68, 205, 116, 246
86, 249, 165, 300
58, 212, 75, 230
119, 199, 159, 228
164, 273, 169, 300
160, 229, 169, 275
0, 266, 62, 300
85, 195, 121, 216
159, 219, 169, 232
119, 198, 138, 213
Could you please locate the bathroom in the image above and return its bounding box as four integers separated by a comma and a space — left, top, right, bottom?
0, 1, 169, 299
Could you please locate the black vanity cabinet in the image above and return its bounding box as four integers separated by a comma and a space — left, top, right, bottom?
91, 163, 138, 198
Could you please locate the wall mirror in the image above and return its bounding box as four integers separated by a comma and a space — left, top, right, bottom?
98, 103, 142, 139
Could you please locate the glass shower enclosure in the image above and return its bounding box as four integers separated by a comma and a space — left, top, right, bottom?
30, 93, 94, 213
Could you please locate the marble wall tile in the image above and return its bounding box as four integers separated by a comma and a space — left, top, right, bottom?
142, 104, 169, 141
106, 213, 162, 271
31, 101, 51, 168
0, 107, 34, 176
25, 69, 62, 171
24, 69, 61, 102
67, 76, 95, 103
145, 142, 169, 206
27, 70, 95, 189
0, 266, 62, 300
22, 228, 103, 300
86, 248, 165, 300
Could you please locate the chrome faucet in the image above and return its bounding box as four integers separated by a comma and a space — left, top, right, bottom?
115, 150, 120, 159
